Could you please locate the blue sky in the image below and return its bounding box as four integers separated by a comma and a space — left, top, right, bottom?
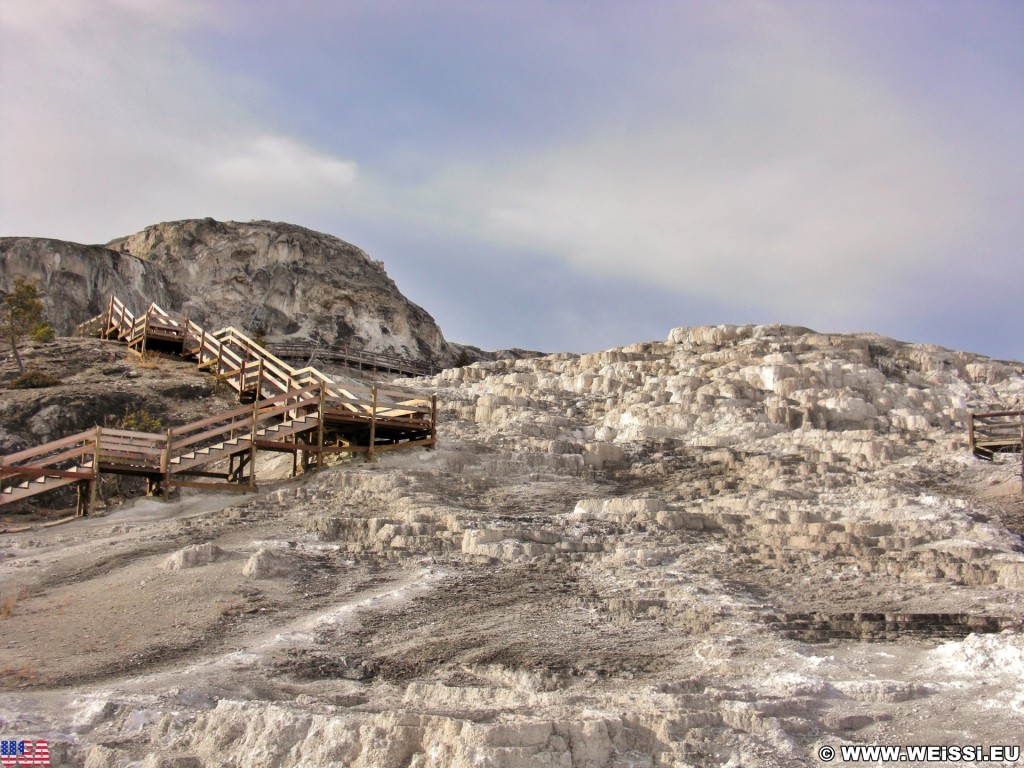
2, 1, 1023, 360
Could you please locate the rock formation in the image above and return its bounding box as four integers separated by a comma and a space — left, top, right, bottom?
1, 219, 454, 365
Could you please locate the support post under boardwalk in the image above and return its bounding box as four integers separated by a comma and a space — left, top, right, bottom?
249, 386, 259, 489
317, 387, 326, 470
430, 395, 438, 449
88, 426, 102, 516
368, 387, 377, 463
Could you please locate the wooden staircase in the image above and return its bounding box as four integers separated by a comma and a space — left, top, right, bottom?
1, 297, 438, 515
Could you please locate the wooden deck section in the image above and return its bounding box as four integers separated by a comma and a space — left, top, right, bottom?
1, 297, 438, 515
969, 410, 1023, 461
969, 409, 1023, 492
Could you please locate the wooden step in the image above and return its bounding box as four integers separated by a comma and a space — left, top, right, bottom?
169, 437, 251, 475
0, 470, 91, 505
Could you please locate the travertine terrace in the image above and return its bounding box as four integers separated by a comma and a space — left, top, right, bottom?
1, 322, 1023, 766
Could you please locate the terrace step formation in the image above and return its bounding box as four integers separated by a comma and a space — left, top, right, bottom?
1, 297, 438, 515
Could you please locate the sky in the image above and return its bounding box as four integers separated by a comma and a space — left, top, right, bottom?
2, 1, 1023, 360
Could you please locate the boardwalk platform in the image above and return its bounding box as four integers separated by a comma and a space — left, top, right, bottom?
968, 409, 1023, 492
969, 410, 1023, 461
1, 297, 438, 515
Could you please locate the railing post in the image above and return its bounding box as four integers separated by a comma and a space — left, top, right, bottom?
161, 427, 172, 500
249, 390, 259, 489
368, 387, 377, 463
88, 426, 102, 516
430, 395, 438, 449
968, 415, 976, 455
141, 310, 150, 354
317, 386, 326, 469
104, 297, 113, 338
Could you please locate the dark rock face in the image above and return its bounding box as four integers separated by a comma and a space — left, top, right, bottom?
2, 219, 453, 365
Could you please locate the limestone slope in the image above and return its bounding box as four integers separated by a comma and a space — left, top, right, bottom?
0, 324, 1022, 767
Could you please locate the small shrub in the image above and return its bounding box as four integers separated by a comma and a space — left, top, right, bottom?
9, 369, 61, 389
134, 351, 161, 369
30, 323, 56, 343
207, 372, 234, 396
0, 590, 19, 619
115, 409, 163, 433
248, 323, 267, 347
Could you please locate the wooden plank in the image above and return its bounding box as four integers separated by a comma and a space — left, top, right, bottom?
100, 439, 164, 453
1, 430, 95, 464
0, 466, 94, 480
171, 418, 252, 451
170, 403, 253, 435
100, 427, 166, 440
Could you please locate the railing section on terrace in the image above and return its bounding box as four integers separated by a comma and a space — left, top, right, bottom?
267, 341, 439, 378
969, 410, 1024, 460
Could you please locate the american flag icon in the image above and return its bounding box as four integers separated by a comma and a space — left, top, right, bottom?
0, 740, 50, 767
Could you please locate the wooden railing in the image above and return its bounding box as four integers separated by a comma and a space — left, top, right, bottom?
80, 298, 441, 379
80, 296, 438, 421
969, 410, 1024, 460
267, 341, 440, 378
0, 430, 98, 485
2, 297, 445, 515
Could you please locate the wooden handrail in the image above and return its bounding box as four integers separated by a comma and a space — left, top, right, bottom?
1, 430, 96, 465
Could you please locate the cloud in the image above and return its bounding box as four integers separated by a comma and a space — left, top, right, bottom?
405, 11, 986, 327
0, 0, 359, 241
209, 136, 358, 197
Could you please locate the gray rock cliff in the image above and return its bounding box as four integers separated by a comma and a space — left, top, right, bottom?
1, 219, 454, 365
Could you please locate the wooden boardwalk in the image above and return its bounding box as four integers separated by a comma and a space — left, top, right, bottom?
267, 341, 440, 378
969, 409, 1023, 491
1, 297, 438, 515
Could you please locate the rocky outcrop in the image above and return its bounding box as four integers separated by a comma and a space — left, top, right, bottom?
107, 219, 451, 363
1, 219, 454, 365
0, 238, 170, 335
